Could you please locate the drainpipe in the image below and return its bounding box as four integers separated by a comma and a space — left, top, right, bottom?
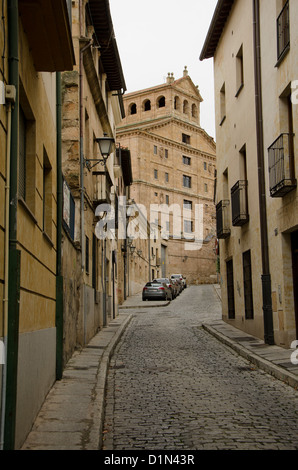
56, 72, 64, 380
252, 0, 274, 345
4, 0, 21, 450
0, 85, 15, 450
79, 0, 93, 338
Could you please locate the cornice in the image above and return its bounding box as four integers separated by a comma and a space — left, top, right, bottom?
117, 129, 216, 161
117, 115, 216, 154
132, 179, 215, 203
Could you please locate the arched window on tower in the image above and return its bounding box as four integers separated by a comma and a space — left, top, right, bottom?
191, 104, 198, 118
143, 99, 151, 111
129, 103, 137, 115
157, 96, 165, 108
183, 100, 189, 114
174, 96, 180, 110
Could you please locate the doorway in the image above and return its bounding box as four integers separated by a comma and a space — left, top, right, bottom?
291, 230, 298, 339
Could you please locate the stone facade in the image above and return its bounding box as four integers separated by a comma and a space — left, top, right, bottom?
117, 69, 217, 285
0, 0, 74, 449
201, 0, 298, 348
61, 0, 128, 361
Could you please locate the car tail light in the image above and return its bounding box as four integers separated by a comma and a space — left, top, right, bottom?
159, 287, 165, 290
143, 287, 147, 291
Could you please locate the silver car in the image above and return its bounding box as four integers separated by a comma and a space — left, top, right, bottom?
170, 274, 186, 290
153, 278, 177, 299
142, 280, 172, 301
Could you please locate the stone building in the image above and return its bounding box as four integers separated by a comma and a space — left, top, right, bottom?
116, 69, 217, 285
61, 0, 127, 361
201, 0, 298, 347
0, 0, 74, 449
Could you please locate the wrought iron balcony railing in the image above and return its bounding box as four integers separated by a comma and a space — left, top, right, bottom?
231, 180, 249, 226
216, 200, 230, 239
277, 0, 290, 61
268, 133, 296, 197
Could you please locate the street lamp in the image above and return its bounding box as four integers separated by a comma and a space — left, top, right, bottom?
95, 134, 115, 161
84, 134, 115, 169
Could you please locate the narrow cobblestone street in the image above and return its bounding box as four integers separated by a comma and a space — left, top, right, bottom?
102, 285, 298, 451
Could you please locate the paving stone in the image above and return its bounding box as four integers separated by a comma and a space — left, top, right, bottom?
102, 285, 298, 451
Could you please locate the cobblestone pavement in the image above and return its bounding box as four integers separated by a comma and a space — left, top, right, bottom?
102, 285, 298, 451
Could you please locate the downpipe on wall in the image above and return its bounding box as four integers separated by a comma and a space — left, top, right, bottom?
252, 0, 274, 345
0, 85, 15, 450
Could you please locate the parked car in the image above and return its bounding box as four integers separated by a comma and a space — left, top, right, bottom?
142, 280, 172, 301
170, 279, 181, 297
171, 274, 186, 290
153, 278, 177, 299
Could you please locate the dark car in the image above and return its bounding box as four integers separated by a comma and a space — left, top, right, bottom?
153, 278, 177, 299
142, 280, 172, 301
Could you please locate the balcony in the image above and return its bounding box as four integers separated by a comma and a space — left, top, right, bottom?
216, 200, 230, 239
277, 0, 290, 62
268, 133, 296, 197
231, 180, 249, 226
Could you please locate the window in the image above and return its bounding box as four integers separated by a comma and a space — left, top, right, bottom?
174, 96, 180, 110
204, 162, 207, 171
154, 145, 157, 155
43, 147, 52, 237
165, 172, 169, 182
129, 103, 137, 115
226, 259, 235, 319
268, 86, 296, 197
157, 96, 165, 108
63, 178, 75, 240
183, 175, 191, 188
18, 97, 36, 213
183, 199, 192, 210
204, 183, 208, 192
165, 149, 168, 158
144, 99, 151, 111
184, 220, 193, 233
220, 83, 226, 125
183, 100, 189, 114
19, 107, 26, 200
191, 104, 198, 118
85, 235, 89, 274
183, 156, 191, 165
277, 0, 290, 62
165, 195, 169, 205
236, 45, 244, 96
92, 234, 97, 289
154, 169, 158, 179
243, 250, 254, 319
182, 133, 190, 144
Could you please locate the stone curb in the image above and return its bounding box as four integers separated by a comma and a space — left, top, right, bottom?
87, 314, 133, 450
119, 300, 171, 310
202, 323, 298, 390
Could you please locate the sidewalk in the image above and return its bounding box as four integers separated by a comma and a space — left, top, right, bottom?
21, 287, 298, 450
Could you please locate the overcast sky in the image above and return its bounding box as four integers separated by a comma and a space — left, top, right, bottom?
109, 0, 218, 139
